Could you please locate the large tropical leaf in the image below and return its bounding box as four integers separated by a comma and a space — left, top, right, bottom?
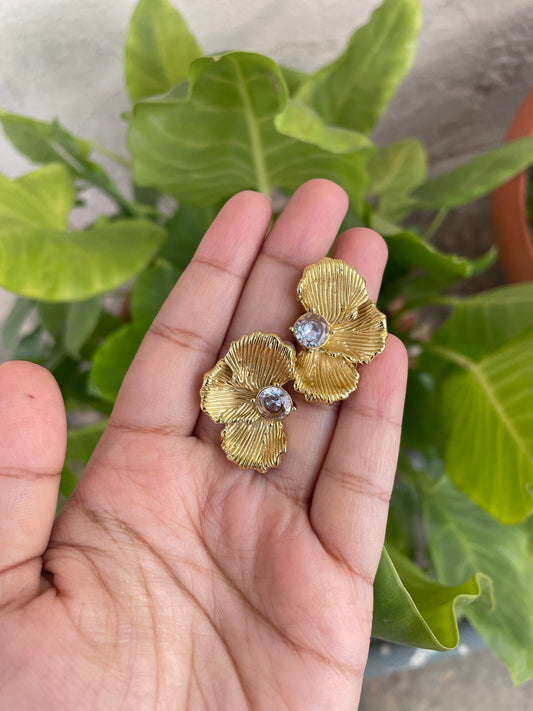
433, 283, 533, 361
0, 220, 165, 302
413, 137, 533, 208
296, 0, 420, 134
373, 545, 489, 650
432, 330, 533, 523
125, 0, 201, 103
0, 164, 73, 230
0, 164, 165, 301
128, 51, 370, 207
421, 476, 533, 684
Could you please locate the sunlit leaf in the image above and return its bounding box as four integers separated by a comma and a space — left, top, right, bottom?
296, 0, 420, 133
0, 164, 74, 230
125, 0, 201, 103
413, 137, 533, 208
373, 545, 489, 650
129, 51, 368, 207
433, 283, 533, 361
432, 330, 533, 523
0, 220, 164, 302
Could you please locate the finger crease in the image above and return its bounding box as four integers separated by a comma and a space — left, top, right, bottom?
194, 256, 245, 282
344, 402, 403, 430
149, 321, 217, 357
0, 467, 59, 481
260, 250, 303, 276
107, 419, 179, 438
321, 465, 391, 505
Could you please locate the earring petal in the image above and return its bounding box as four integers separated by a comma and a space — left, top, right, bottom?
297, 257, 369, 325
324, 301, 387, 364
293, 348, 359, 404
224, 332, 295, 393
201, 360, 259, 424
221, 419, 287, 473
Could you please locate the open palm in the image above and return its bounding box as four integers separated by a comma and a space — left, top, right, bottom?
0, 180, 407, 711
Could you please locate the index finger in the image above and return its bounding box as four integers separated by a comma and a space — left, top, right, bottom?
110, 191, 272, 436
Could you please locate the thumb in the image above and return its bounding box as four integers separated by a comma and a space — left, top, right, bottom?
0, 361, 66, 609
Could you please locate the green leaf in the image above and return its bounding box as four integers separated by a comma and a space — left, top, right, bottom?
13, 326, 53, 363
38, 302, 69, 340
368, 138, 427, 220
279, 66, 309, 95
0, 218, 165, 302
371, 218, 490, 293
0, 111, 133, 214
131, 262, 179, 321
274, 100, 373, 153
373, 545, 489, 650
0, 164, 74, 230
434, 283, 533, 361
64, 299, 102, 358
160, 203, 217, 270
432, 330, 533, 524
128, 51, 368, 207
413, 137, 533, 208
0, 109, 92, 165
385, 478, 420, 557
125, 0, 201, 103
61, 420, 107, 498
368, 138, 427, 194
2, 297, 35, 347
421, 476, 533, 684
89, 321, 150, 402
296, 0, 421, 134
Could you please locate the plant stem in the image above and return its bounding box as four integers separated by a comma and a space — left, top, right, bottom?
91, 141, 132, 170
424, 208, 448, 241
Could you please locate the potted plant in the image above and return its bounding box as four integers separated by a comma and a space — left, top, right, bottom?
1, 0, 533, 684
491, 88, 533, 282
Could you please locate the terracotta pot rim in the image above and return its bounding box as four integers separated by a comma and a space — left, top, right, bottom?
491, 89, 533, 283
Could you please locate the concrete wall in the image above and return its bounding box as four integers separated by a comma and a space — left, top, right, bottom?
0, 0, 532, 180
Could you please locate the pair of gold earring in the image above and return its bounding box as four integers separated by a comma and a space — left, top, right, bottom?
200, 257, 387, 473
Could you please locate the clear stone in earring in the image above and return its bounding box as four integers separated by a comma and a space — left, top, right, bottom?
256, 386, 292, 421
293, 313, 330, 348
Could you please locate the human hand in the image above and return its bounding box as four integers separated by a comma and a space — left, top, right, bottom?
0, 180, 407, 710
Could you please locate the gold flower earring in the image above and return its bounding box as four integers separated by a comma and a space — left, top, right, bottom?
200, 257, 387, 472
200, 332, 296, 472
291, 257, 387, 404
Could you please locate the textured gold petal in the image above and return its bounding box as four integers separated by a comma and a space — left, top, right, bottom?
297, 257, 369, 325
224, 332, 295, 393
324, 301, 387, 364
293, 348, 359, 404
200, 360, 259, 424
221, 420, 287, 473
